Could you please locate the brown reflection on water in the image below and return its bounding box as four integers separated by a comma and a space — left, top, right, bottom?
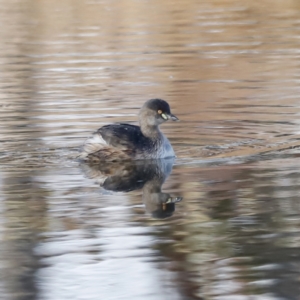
1, 169, 47, 300
1, 0, 300, 299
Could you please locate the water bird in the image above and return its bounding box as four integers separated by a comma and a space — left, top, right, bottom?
80, 99, 179, 162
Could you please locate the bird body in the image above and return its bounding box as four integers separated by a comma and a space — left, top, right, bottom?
80, 99, 178, 162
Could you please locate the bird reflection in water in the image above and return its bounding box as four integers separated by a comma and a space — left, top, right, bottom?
81, 158, 182, 219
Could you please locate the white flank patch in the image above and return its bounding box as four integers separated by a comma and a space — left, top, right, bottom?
79, 133, 107, 159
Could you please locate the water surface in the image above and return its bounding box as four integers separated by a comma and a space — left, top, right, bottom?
1, 0, 300, 299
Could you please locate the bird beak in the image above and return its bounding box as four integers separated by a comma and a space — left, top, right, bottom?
169, 113, 179, 121
161, 113, 179, 121
166, 196, 183, 203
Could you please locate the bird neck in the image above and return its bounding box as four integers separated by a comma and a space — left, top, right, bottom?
138, 111, 162, 139
139, 122, 161, 139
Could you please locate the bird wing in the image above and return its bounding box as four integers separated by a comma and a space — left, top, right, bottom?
98, 123, 151, 151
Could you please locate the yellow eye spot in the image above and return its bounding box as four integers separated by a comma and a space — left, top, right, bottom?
161, 113, 168, 120
157, 110, 162, 114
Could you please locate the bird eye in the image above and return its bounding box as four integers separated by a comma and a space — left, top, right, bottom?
158, 109, 168, 120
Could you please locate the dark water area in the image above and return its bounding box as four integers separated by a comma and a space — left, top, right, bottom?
1, 0, 300, 299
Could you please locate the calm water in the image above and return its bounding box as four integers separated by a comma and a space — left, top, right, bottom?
1, 0, 300, 299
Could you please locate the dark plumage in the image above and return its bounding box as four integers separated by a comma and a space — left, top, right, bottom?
145, 99, 172, 114
80, 98, 179, 162
98, 124, 153, 150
